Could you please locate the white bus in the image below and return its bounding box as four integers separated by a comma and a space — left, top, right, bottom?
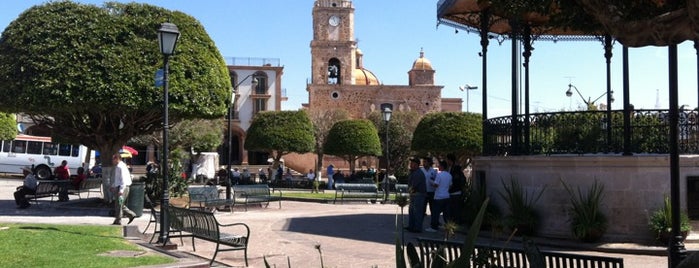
0, 134, 93, 179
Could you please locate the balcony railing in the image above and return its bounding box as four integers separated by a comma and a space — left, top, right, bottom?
484, 109, 699, 156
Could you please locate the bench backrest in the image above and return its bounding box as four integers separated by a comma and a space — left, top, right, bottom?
81, 179, 102, 189
35, 181, 60, 194
167, 206, 220, 241
188, 186, 219, 202
335, 183, 378, 192
415, 237, 624, 268
233, 184, 271, 196
395, 184, 409, 193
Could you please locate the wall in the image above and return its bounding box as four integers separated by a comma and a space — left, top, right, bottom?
474, 155, 699, 242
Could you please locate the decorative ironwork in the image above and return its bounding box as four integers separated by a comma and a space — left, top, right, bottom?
484, 109, 699, 156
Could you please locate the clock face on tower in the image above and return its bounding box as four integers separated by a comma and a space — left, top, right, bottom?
329, 15, 340, 26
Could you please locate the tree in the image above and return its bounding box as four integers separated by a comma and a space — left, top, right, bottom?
0, 2, 231, 167
411, 112, 482, 165
324, 119, 382, 173
245, 111, 315, 168
367, 110, 421, 179
0, 113, 17, 141
309, 109, 349, 176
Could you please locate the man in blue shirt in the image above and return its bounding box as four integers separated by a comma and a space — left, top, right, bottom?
406, 157, 426, 233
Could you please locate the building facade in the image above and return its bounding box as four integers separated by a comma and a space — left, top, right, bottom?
221, 57, 285, 165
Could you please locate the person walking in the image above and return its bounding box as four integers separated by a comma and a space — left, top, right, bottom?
406, 157, 426, 233
111, 153, 135, 225
326, 164, 335, 190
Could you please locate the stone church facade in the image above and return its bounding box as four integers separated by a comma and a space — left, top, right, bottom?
283, 0, 461, 174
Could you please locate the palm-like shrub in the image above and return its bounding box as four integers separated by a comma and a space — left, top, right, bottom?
498, 179, 545, 236
649, 195, 691, 244
561, 179, 608, 242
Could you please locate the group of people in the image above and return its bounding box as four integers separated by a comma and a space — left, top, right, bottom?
12, 153, 136, 226
405, 154, 466, 233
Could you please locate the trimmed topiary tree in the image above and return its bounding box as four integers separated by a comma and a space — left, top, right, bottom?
245, 111, 315, 168
411, 112, 482, 163
324, 119, 382, 173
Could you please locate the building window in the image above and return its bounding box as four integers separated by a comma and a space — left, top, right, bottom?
253, 73, 268, 95
254, 99, 267, 114
328, 58, 341, 84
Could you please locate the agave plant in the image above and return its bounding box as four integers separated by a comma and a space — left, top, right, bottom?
561, 179, 608, 242
649, 195, 691, 244
498, 179, 546, 236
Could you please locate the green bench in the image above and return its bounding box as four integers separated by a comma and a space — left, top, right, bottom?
188, 186, 234, 213
233, 184, 283, 211
68, 178, 102, 199
414, 237, 624, 268
165, 205, 250, 266
333, 183, 382, 204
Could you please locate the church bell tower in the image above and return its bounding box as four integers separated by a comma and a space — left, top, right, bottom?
310, 0, 356, 85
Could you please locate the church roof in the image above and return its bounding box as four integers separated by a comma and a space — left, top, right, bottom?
353, 68, 380, 85
411, 49, 433, 71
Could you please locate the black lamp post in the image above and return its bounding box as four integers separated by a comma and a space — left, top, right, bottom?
382, 107, 392, 202
226, 75, 258, 201
565, 83, 614, 110
157, 22, 179, 245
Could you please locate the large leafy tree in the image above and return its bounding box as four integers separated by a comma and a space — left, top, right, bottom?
244, 111, 315, 168
0, 2, 231, 166
411, 112, 482, 165
0, 113, 17, 141
324, 119, 382, 173
367, 110, 420, 178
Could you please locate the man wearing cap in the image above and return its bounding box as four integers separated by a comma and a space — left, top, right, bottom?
110, 153, 136, 225
406, 157, 427, 233
14, 166, 37, 209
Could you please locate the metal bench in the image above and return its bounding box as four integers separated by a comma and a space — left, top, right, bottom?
68, 178, 102, 199
25, 180, 60, 204
233, 184, 283, 211
165, 205, 250, 266
414, 237, 624, 268
333, 183, 382, 204
188, 186, 234, 213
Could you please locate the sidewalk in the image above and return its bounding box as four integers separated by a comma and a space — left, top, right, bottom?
0, 177, 690, 267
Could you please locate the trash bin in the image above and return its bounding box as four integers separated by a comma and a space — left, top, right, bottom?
127, 181, 145, 217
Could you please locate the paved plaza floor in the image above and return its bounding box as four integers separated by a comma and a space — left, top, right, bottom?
0, 176, 693, 267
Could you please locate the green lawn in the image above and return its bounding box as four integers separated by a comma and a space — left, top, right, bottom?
0, 223, 174, 268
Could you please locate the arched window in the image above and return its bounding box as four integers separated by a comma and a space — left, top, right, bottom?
230, 71, 238, 88
328, 58, 341, 84
253, 72, 268, 95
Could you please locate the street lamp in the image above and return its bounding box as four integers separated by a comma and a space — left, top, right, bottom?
459, 84, 478, 112
157, 21, 179, 245
565, 83, 614, 110
226, 75, 258, 201
382, 107, 392, 202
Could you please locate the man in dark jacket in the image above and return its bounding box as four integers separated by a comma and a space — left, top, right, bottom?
406, 157, 427, 233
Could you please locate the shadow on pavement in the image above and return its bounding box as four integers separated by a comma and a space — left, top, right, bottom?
284, 213, 400, 245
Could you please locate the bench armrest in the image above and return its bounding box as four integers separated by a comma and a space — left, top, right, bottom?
220, 222, 251, 238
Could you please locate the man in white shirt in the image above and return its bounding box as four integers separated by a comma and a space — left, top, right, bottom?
14, 166, 38, 209
426, 160, 452, 232
111, 153, 136, 225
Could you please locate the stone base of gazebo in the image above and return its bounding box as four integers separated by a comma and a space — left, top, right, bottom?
474, 154, 699, 243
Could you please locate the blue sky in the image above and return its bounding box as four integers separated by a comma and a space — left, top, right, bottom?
2, 0, 697, 117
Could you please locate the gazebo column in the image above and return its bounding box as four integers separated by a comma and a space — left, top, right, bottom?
622, 45, 632, 156
509, 20, 521, 155
695, 40, 699, 109
668, 44, 687, 268
604, 34, 613, 152
480, 9, 490, 155
522, 25, 532, 155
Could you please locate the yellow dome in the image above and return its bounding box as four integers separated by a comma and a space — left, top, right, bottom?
353, 68, 380, 85
411, 49, 433, 70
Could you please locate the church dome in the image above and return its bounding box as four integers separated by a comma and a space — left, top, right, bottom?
411, 49, 433, 70
353, 68, 380, 85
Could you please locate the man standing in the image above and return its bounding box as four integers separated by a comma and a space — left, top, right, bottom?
111, 153, 135, 225
14, 166, 37, 209
406, 157, 426, 233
